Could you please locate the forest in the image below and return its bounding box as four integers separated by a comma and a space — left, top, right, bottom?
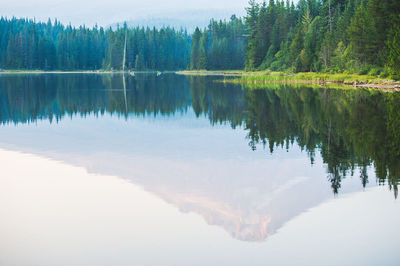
1, 0, 399, 77
0, 18, 191, 70
190, 15, 247, 70
190, 0, 400, 78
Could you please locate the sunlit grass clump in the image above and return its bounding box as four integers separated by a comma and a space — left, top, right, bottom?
227, 71, 396, 86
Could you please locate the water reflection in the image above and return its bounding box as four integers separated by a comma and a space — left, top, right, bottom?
237, 84, 400, 197
0, 74, 399, 242
0, 74, 191, 123
1, 74, 399, 195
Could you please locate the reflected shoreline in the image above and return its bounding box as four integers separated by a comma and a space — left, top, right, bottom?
0, 73, 399, 242
1, 73, 397, 196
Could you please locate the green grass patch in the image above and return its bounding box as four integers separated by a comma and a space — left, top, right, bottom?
221, 71, 399, 87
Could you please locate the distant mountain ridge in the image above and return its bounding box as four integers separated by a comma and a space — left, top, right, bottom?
109, 8, 246, 32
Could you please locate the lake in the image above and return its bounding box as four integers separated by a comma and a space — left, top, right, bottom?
0, 73, 399, 266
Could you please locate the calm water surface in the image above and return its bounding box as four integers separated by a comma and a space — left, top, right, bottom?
0, 74, 399, 265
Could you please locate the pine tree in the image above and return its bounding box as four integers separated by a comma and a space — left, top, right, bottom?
245, 0, 261, 70
387, 17, 400, 78
190, 27, 201, 70
346, 4, 379, 65
197, 30, 208, 69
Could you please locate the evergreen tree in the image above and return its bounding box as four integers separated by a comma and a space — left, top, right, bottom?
387, 18, 400, 79
346, 3, 379, 65
190, 27, 201, 70
197, 30, 208, 69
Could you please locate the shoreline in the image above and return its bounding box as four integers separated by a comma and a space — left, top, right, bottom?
176, 70, 400, 90
0, 70, 120, 74
1, 70, 399, 90
0, 70, 177, 74
175, 70, 243, 76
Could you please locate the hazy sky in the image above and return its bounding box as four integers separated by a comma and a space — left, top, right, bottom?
1, 0, 249, 27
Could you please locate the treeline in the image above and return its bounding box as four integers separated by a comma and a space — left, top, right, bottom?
244, 0, 400, 77
190, 15, 247, 70
105, 24, 191, 70
0, 17, 191, 70
189, 0, 400, 78
3, 0, 399, 75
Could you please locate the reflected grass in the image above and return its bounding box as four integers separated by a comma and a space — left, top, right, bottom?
206, 71, 400, 89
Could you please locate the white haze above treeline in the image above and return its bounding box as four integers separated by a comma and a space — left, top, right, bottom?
1, 0, 248, 28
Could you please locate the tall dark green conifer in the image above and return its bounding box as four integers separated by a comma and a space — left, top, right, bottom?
190, 27, 201, 70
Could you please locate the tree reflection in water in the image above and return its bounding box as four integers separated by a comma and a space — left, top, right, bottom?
0, 74, 399, 197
